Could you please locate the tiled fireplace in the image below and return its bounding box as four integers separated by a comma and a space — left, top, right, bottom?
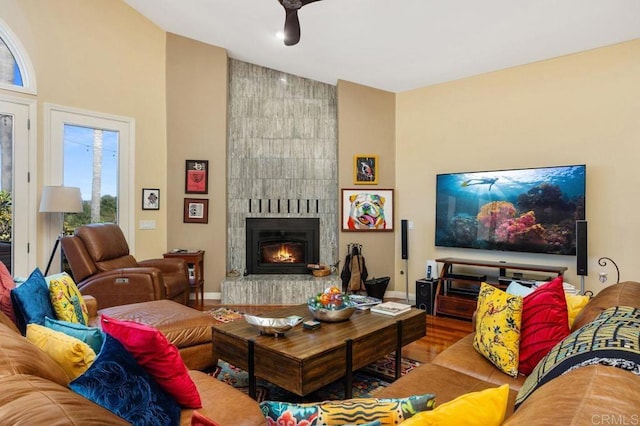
221, 59, 340, 304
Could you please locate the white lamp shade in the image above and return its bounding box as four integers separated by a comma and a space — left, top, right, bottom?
39, 186, 84, 213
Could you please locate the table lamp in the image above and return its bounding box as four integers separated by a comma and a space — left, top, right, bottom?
39, 185, 83, 275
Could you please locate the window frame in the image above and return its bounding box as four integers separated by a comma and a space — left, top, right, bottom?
0, 95, 37, 276
0, 16, 36, 95
44, 103, 136, 261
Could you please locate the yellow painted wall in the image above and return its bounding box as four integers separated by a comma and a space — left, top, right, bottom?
166, 34, 228, 294
337, 81, 397, 289
0, 0, 167, 264
396, 39, 640, 294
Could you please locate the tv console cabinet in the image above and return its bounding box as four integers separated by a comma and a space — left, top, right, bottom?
434, 257, 567, 320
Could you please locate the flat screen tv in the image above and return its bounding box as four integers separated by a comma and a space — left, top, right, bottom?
435, 165, 586, 255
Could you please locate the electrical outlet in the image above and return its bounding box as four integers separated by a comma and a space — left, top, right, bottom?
599, 272, 608, 283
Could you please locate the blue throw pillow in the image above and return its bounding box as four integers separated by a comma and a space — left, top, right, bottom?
10, 268, 56, 334
44, 316, 104, 354
69, 334, 180, 426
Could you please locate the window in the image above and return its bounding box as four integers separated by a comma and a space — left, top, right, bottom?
0, 17, 36, 94
45, 104, 135, 268
0, 98, 36, 275
0, 37, 22, 86
0, 17, 37, 275
63, 125, 119, 230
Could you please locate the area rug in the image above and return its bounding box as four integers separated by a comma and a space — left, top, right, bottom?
207, 307, 244, 323
209, 353, 420, 403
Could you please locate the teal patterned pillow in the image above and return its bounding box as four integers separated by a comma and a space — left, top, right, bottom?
69, 334, 180, 425
260, 393, 435, 426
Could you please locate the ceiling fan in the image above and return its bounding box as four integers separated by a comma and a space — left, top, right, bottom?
277, 0, 323, 46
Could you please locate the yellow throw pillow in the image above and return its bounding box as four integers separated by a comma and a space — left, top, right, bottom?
565, 293, 590, 328
473, 283, 523, 377
49, 273, 89, 325
26, 323, 96, 380
399, 384, 510, 426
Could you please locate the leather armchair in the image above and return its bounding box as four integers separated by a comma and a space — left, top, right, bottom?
61, 223, 189, 309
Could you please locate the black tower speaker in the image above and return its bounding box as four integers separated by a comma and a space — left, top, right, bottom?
401, 219, 409, 260
576, 220, 588, 276
416, 279, 437, 315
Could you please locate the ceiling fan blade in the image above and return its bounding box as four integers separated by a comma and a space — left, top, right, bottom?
283, 9, 301, 46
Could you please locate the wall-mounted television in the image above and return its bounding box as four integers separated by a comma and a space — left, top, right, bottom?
435, 165, 586, 255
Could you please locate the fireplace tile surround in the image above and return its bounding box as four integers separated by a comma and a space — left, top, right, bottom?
222, 274, 341, 305
223, 60, 338, 304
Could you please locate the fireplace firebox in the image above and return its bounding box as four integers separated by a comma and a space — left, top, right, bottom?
246, 218, 319, 274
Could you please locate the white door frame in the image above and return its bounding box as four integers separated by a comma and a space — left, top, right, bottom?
0, 94, 37, 276
43, 103, 135, 269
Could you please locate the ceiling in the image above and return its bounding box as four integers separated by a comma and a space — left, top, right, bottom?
123, 0, 640, 93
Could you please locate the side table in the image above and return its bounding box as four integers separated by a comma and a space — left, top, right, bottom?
163, 250, 205, 305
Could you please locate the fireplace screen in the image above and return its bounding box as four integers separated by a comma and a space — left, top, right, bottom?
246, 217, 319, 274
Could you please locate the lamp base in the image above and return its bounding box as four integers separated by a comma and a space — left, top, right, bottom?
44, 236, 61, 276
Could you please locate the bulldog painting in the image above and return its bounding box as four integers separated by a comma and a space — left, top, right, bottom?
347, 193, 387, 230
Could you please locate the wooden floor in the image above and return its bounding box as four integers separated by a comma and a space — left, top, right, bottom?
197, 299, 473, 364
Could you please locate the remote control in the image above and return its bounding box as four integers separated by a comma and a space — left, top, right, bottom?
303, 320, 321, 330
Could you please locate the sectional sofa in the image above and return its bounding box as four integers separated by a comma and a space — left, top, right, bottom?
0, 299, 266, 426
376, 281, 640, 423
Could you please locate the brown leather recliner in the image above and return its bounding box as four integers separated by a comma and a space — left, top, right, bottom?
61, 223, 189, 309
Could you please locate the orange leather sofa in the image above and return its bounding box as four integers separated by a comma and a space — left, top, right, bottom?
377, 281, 640, 423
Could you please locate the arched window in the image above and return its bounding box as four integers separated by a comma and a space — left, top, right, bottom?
0, 17, 37, 275
0, 17, 36, 94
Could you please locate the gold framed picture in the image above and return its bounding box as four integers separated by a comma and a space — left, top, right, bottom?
353, 155, 378, 185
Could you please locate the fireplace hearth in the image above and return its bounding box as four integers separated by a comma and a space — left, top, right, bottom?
246, 217, 319, 275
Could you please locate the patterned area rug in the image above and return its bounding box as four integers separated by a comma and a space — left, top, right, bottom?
209, 353, 420, 403
207, 307, 244, 323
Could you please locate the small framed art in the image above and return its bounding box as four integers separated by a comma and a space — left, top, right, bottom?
185, 160, 209, 194
341, 188, 394, 232
142, 188, 160, 210
183, 198, 209, 224
354, 155, 378, 185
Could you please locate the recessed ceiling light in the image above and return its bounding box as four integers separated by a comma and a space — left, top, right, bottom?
275, 31, 285, 40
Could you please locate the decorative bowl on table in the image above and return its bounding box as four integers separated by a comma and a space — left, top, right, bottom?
244, 314, 303, 336
307, 286, 356, 322
308, 304, 356, 322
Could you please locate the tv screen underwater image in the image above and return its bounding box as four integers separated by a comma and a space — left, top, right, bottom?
435, 165, 586, 255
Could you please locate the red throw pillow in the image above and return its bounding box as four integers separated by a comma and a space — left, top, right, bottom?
101, 314, 202, 408
191, 411, 221, 426
518, 277, 570, 375
0, 261, 16, 324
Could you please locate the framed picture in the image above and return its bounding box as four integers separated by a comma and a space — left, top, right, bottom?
142, 188, 160, 210
353, 155, 378, 185
183, 198, 209, 224
185, 160, 209, 194
341, 188, 394, 232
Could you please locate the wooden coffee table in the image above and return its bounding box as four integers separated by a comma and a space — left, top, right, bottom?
212, 304, 426, 398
